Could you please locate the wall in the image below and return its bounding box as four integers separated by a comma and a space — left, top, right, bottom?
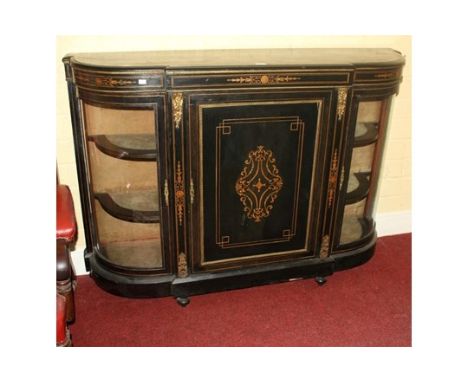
56, 35, 411, 274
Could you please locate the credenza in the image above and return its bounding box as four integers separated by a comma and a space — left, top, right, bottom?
63, 48, 405, 305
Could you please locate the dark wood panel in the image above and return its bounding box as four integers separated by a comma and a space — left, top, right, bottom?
186, 89, 334, 271
172, 256, 335, 298
202, 104, 317, 261
72, 66, 164, 90
170, 71, 350, 88
354, 66, 403, 83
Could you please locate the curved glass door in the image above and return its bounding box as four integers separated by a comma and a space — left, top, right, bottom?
82, 103, 163, 270
339, 99, 391, 246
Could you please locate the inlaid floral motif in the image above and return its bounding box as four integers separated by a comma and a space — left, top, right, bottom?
235, 146, 283, 223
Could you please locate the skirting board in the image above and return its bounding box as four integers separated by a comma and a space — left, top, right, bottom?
375, 210, 412, 238
70, 210, 412, 276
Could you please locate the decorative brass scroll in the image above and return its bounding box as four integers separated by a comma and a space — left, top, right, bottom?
74, 72, 135, 87
175, 161, 185, 226
337, 88, 348, 121
172, 92, 183, 129
319, 235, 330, 259
177, 252, 188, 278
374, 72, 396, 79
235, 146, 283, 223
227, 74, 300, 85
95, 77, 134, 87
327, 150, 339, 207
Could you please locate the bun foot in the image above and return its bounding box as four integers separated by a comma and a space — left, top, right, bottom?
176, 296, 190, 307
315, 276, 327, 286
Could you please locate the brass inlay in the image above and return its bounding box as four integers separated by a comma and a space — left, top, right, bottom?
235, 145, 284, 223
282, 229, 293, 238
190, 178, 195, 205
215, 117, 303, 248
164, 179, 169, 207
319, 235, 330, 259
254, 178, 266, 192
75, 72, 135, 87
375, 72, 396, 79
227, 74, 301, 85
337, 88, 348, 120
177, 252, 188, 278
172, 93, 183, 129
95, 77, 134, 87
175, 161, 185, 226
327, 150, 339, 207
170, 70, 350, 88
73, 69, 164, 91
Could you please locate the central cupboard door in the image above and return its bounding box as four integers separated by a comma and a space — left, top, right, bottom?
187, 91, 333, 271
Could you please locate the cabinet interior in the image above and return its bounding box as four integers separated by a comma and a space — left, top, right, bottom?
339, 100, 384, 246
83, 103, 163, 269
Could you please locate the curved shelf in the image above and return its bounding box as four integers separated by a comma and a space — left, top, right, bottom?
345, 171, 371, 204
339, 216, 373, 245
354, 122, 378, 147
99, 239, 163, 270
89, 134, 157, 161
95, 190, 160, 223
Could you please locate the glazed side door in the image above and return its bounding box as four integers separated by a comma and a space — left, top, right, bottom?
186, 90, 334, 272
74, 90, 175, 277
332, 86, 396, 252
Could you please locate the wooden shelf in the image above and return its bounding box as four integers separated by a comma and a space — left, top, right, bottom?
100, 239, 163, 269
345, 171, 371, 204
89, 134, 157, 161
340, 216, 373, 245
354, 122, 378, 147
95, 190, 160, 223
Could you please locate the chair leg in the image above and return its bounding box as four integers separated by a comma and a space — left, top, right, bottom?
57, 240, 75, 323
57, 279, 75, 323
56, 294, 72, 347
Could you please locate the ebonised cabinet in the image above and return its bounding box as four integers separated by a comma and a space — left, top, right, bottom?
63, 48, 405, 305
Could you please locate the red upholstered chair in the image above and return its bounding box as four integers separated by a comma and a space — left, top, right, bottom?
56, 184, 77, 346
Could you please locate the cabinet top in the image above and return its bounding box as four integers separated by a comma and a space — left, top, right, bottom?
64, 48, 404, 70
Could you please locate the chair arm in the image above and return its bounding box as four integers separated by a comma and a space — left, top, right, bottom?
56, 185, 77, 243
56, 239, 71, 282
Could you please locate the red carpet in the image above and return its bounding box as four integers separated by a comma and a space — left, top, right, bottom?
70, 233, 411, 346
